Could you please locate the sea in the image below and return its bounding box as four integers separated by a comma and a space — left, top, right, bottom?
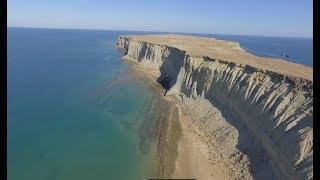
7, 27, 313, 180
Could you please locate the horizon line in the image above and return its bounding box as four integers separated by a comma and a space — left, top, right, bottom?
7, 26, 313, 39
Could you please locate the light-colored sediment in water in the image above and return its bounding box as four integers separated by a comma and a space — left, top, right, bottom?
116, 34, 313, 180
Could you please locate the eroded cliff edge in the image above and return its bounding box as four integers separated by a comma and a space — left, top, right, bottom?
116, 34, 313, 180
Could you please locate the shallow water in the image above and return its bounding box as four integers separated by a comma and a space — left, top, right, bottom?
7, 27, 313, 180
8, 28, 161, 180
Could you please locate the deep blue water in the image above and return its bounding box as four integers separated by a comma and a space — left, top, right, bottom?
188, 33, 313, 67
7, 27, 313, 180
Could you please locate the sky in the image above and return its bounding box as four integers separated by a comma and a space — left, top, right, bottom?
7, 0, 313, 37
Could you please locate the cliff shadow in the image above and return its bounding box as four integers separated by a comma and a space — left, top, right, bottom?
137, 43, 148, 62
156, 48, 185, 95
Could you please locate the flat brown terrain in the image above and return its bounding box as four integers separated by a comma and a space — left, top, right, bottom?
126, 34, 313, 81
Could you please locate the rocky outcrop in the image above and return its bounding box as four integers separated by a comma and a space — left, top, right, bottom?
116, 35, 313, 180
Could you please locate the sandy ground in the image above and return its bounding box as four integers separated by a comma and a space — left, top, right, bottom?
124, 57, 232, 180
172, 109, 230, 180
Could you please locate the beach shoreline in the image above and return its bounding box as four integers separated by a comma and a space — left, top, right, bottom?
123, 57, 231, 179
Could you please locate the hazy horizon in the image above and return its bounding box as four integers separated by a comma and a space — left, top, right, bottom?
7, 26, 313, 39
8, 0, 313, 38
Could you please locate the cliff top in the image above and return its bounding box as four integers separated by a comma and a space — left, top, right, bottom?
123, 34, 313, 81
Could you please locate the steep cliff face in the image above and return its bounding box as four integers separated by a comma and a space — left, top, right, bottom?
116, 35, 313, 180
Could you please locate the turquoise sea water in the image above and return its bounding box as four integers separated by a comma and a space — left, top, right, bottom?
8, 28, 161, 180
8, 27, 313, 180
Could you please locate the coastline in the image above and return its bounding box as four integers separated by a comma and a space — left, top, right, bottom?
115, 34, 313, 179
123, 57, 232, 179
123, 58, 181, 178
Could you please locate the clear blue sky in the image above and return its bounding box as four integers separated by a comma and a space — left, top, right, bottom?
8, 0, 313, 37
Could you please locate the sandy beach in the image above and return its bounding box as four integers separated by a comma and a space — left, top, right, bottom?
173, 107, 231, 180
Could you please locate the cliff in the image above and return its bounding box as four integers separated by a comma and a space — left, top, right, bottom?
116, 34, 313, 180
